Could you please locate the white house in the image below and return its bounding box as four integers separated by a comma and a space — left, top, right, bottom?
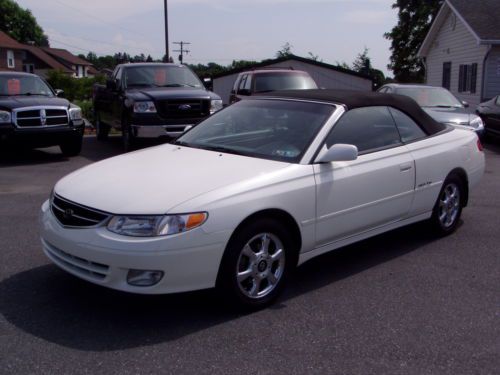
418, 0, 500, 108
212, 55, 373, 105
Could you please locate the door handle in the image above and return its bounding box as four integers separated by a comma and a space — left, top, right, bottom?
400, 164, 413, 172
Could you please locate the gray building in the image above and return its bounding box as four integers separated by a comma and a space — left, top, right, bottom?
418, 0, 500, 108
212, 55, 372, 105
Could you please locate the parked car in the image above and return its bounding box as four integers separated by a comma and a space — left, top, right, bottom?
378, 84, 484, 136
476, 95, 500, 138
93, 63, 223, 151
0, 72, 84, 156
40, 90, 484, 308
229, 69, 317, 104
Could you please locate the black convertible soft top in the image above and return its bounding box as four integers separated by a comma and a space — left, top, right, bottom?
259, 89, 447, 135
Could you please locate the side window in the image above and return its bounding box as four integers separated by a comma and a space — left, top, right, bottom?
232, 76, 241, 93
237, 75, 249, 95
388, 108, 426, 143
115, 68, 123, 87
243, 74, 252, 91
325, 106, 402, 153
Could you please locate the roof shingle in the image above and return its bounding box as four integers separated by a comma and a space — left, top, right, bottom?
448, 0, 500, 41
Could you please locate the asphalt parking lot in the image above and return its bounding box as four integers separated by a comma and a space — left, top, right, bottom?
0, 136, 499, 374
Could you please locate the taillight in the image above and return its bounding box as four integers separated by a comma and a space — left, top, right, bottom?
477, 138, 483, 152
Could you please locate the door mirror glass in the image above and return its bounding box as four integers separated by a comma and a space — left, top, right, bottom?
315, 144, 358, 163
54, 89, 64, 97
462, 100, 469, 108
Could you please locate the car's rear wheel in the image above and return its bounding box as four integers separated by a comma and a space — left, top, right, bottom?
59, 135, 83, 157
121, 116, 136, 152
94, 111, 109, 141
217, 218, 296, 309
430, 174, 464, 235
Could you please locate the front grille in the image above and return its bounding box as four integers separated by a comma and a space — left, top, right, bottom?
51, 195, 110, 228
15, 107, 69, 127
44, 240, 109, 280
156, 99, 210, 119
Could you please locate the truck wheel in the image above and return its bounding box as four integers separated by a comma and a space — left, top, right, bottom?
121, 118, 136, 152
60, 135, 83, 157
94, 111, 109, 141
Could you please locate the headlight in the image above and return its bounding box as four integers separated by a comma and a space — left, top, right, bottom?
133, 101, 156, 113
69, 107, 82, 121
210, 99, 223, 114
469, 115, 484, 130
107, 212, 207, 237
0, 110, 12, 124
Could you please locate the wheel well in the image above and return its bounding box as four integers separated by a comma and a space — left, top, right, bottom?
230, 209, 302, 257
448, 168, 469, 207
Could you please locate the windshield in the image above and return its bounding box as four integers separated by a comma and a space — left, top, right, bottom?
175, 99, 333, 163
0, 75, 54, 97
254, 72, 318, 93
123, 65, 203, 89
395, 87, 463, 108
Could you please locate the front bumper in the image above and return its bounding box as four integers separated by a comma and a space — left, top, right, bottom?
131, 124, 192, 139
0, 122, 84, 147
39, 200, 231, 294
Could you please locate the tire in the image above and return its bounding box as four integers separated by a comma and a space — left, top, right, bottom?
216, 218, 297, 309
94, 110, 109, 141
429, 174, 465, 236
60, 135, 83, 157
121, 116, 136, 152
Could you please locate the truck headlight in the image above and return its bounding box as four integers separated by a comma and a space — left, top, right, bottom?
469, 115, 484, 130
69, 107, 82, 121
134, 101, 156, 113
107, 212, 207, 237
0, 110, 12, 124
210, 99, 223, 114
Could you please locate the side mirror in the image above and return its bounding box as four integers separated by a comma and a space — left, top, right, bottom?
315, 144, 358, 163
106, 79, 117, 91
54, 89, 64, 97
462, 100, 469, 108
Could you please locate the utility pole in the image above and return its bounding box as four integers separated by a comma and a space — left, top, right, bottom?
164, 0, 169, 61
173, 41, 191, 64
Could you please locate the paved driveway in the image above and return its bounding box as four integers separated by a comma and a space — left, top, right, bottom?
0, 136, 499, 374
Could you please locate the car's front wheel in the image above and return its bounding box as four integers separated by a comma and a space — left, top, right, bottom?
430, 174, 464, 235
59, 135, 83, 157
217, 218, 296, 309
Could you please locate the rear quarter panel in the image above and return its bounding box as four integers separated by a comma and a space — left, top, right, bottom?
406, 128, 484, 216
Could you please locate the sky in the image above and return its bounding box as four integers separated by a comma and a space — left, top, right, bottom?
15, 0, 398, 76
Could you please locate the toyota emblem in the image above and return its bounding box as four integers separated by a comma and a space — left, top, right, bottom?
63, 208, 74, 219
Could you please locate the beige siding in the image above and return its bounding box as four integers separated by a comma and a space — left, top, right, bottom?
483, 46, 500, 100
425, 7, 488, 107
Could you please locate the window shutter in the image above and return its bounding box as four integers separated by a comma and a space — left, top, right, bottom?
458, 65, 464, 92
470, 63, 477, 94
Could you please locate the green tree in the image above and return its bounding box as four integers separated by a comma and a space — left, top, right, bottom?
351, 48, 387, 90
0, 0, 49, 46
276, 42, 293, 58
384, 0, 443, 82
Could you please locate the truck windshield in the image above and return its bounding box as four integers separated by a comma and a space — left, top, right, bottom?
253, 72, 318, 93
123, 66, 203, 89
0, 75, 54, 96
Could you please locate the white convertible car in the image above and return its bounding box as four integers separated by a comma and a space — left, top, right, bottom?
40, 90, 485, 307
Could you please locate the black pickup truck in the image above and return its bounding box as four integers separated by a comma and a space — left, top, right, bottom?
0, 72, 84, 156
93, 63, 222, 150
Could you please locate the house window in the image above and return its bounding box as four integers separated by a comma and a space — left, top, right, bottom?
442, 62, 451, 90
458, 63, 478, 93
23, 64, 34, 73
7, 50, 15, 68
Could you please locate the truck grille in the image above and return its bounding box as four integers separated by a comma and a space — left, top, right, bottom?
14, 107, 69, 127
156, 99, 210, 119
51, 195, 110, 228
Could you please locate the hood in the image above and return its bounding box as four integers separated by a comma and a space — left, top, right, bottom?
0, 96, 70, 110
54, 144, 290, 215
126, 87, 220, 102
423, 107, 471, 125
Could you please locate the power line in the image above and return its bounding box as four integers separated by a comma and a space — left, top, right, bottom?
51, 0, 152, 40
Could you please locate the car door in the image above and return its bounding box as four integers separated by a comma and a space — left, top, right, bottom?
111, 67, 124, 128
313, 106, 415, 247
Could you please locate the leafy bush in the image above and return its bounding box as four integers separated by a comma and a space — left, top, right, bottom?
46, 69, 105, 102
73, 99, 93, 121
